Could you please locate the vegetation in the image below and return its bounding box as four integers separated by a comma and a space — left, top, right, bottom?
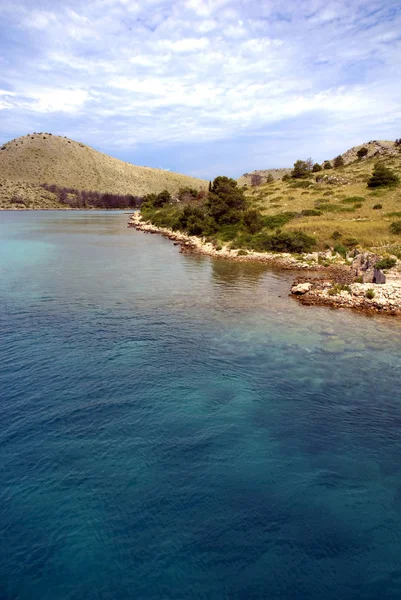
333, 155, 345, 169
367, 163, 400, 188
376, 257, 397, 270
357, 147, 369, 159
41, 183, 143, 209
366, 289, 375, 299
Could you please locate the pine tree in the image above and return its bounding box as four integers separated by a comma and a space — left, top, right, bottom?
368, 163, 400, 188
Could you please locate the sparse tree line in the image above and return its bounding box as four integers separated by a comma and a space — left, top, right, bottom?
40, 183, 144, 209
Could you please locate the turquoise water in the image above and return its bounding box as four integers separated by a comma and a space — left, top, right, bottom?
1, 211, 401, 599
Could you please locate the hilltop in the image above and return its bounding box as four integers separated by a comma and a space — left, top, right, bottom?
238, 140, 398, 187
0, 133, 207, 209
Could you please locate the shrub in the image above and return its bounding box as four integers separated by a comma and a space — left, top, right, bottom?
253, 230, 316, 253
291, 159, 311, 179
331, 230, 342, 240
395, 138, 401, 147
368, 163, 400, 188
366, 289, 375, 299
333, 244, 347, 258
376, 257, 397, 270
328, 283, 351, 295
282, 173, 292, 182
357, 147, 369, 159
265, 174, 274, 184
323, 161, 333, 169
312, 163, 322, 172
300, 209, 322, 217
237, 249, 248, 256
243, 209, 264, 234
289, 180, 312, 189
373, 204, 382, 210
263, 211, 297, 230
333, 155, 345, 168
390, 221, 401, 235
341, 196, 365, 204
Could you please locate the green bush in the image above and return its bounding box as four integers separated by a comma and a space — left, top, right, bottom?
341, 196, 365, 204
376, 257, 397, 270
328, 283, 351, 295
237, 249, 248, 256
390, 221, 401, 235
312, 163, 322, 172
263, 211, 297, 230
243, 208, 264, 234
300, 209, 322, 217
368, 163, 400, 188
333, 244, 347, 258
366, 289, 375, 299
252, 230, 316, 253
289, 180, 313, 189
323, 161, 333, 170
373, 204, 382, 210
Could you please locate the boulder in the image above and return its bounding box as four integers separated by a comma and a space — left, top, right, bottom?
291, 282, 312, 295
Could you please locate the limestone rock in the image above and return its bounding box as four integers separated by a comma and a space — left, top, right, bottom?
291, 283, 312, 295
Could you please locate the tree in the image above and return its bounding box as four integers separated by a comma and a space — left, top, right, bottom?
291, 160, 310, 179
333, 155, 345, 168
243, 208, 264, 234
251, 173, 263, 187
323, 161, 332, 170
312, 163, 322, 172
368, 163, 400, 188
206, 176, 247, 224
357, 147, 369, 159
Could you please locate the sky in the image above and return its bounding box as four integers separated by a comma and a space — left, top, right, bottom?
0, 0, 401, 179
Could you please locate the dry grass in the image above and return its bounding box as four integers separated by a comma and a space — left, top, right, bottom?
244, 145, 401, 251
0, 133, 207, 209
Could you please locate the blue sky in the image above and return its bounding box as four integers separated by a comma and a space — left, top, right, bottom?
0, 0, 401, 179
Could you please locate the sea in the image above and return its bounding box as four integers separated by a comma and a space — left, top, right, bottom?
1, 210, 401, 599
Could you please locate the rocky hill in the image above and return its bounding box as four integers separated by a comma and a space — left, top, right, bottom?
237, 168, 292, 187
0, 133, 207, 209
238, 141, 398, 187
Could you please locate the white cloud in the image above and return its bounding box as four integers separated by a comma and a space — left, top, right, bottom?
1, 0, 401, 174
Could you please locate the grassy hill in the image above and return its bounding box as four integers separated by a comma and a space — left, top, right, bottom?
244, 140, 401, 251
0, 133, 207, 209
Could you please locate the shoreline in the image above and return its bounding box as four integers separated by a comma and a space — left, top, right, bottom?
129, 212, 401, 316
128, 212, 327, 270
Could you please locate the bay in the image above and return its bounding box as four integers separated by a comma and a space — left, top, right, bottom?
1, 211, 401, 599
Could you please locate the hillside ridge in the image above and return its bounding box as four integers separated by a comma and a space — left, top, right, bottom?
0, 133, 206, 209
238, 140, 398, 187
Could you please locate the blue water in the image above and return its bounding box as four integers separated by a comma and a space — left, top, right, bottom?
1, 211, 401, 599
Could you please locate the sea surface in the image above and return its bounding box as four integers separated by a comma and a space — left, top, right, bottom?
1, 211, 401, 600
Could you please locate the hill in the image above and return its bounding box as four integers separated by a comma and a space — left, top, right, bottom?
238, 140, 398, 187
238, 168, 291, 187
244, 140, 401, 250
0, 133, 207, 209
138, 139, 401, 257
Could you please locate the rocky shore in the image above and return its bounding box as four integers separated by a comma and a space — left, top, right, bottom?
128, 212, 325, 270
129, 212, 401, 316
291, 253, 401, 315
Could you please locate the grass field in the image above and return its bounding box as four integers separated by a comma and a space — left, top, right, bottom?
244, 150, 401, 252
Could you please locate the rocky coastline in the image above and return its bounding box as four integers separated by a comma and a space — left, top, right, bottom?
129, 212, 401, 316
128, 212, 326, 270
